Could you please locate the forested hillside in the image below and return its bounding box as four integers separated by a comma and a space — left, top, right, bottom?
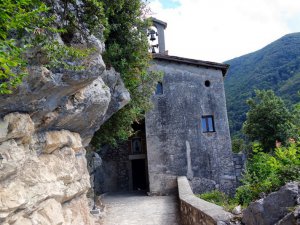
224, 33, 300, 136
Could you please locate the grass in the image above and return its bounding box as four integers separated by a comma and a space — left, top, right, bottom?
197, 190, 239, 212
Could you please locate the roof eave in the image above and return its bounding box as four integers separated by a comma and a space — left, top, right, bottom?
152, 54, 229, 76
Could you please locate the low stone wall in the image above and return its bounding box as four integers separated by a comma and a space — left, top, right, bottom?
232, 153, 246, 185
177, 176, 234, 225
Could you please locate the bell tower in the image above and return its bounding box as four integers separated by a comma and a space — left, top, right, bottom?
148, 18, 167, 54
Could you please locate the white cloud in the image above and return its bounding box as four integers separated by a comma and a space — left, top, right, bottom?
148, 0, 300, 62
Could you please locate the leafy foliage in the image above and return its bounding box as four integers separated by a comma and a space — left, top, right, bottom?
225, 33, 300, 136
291, 103, 300, 138
235, 142, 300, 205
243, 90, 294, 151
0, 0, 98, 94
41, 41, 93, 70
231, 137, 245, 153
0, 0, 49, 94
197, 190, 238, 211
92, 0, 162, 147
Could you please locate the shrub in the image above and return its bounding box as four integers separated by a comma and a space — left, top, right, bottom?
231, 137, 245, 153
198, 190, 238, 211
234, 185, 255, 207
235, 142, 300, 205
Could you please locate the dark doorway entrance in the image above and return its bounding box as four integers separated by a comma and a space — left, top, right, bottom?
132, 159, 147, 190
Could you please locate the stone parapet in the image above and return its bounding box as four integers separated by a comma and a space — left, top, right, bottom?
232, 153, 246, 185
177, 176, 235, 225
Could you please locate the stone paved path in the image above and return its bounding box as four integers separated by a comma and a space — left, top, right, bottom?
98, 192, 181, 225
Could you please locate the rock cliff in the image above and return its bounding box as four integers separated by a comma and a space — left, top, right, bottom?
0, 1, 130, 224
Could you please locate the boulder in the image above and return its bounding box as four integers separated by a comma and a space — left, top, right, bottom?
275, 208, 298, 225
232, 205, 242, 215
242, 182, 300, 225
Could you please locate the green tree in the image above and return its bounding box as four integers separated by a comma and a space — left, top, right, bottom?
291, 103, 300, 139
92, 0, 161, 147
242, 90, 293, 151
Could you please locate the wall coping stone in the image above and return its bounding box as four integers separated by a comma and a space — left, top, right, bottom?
177, 176, 234, 224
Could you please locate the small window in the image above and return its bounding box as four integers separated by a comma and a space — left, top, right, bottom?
201, 115, 215, 132
205, 80, 211, 87
155, 82, 163, 95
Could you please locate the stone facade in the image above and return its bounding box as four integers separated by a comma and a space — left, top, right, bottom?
95, 143, 130, 193
146, 54, 236, 195
97, 18, 238, 196
95, 128, 148, 193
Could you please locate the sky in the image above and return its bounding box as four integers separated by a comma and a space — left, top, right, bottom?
148, 0, 300, 62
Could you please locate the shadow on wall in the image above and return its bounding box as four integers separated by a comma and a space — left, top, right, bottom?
93, 121, 149, 194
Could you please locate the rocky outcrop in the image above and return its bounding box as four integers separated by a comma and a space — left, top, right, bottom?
0, 113, 90, 224
0, 68, 129, 225
0, 65, 129, 147
0, 1, 130, 224
0, 67, 130, 225
242, 182, 300, 225
0, 66, 129, 223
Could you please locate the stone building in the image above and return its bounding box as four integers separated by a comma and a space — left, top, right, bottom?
95, 122, 149, 193
95, 18, 237, 195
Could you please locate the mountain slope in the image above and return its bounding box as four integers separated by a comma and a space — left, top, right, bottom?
224, 32, 300, 136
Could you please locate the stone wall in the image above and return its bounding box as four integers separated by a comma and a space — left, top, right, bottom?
0, 65, 130, 225
146, 58, 236, 195
232, 153, 246, 185
95, 142, 130, 193
95, 129, 148, 193
177, 176, 236, 225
